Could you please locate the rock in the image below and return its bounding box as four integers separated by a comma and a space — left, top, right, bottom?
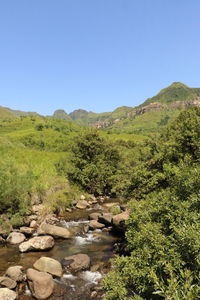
112, 210, 130, 226
6, 232, 26, 244
89, 220, 105, 230
62, 254, 90, 272
80, 195, 86, 200
33, 257, 62, 277
89, 213, 101, 220
103, 202, 117, 208
0, 277, 17, 289
32, 204, 45, 215
20, 227, 35, 236
0, 288, 17, 299
30, 220, 37, 228
38, 223, 73, 239
76, 200, 89, 209
0, 236, 5, 243
27, 268, 54, 299
19, 236, 54, 252
98, 213, 113, 226
5, 266, 25, 282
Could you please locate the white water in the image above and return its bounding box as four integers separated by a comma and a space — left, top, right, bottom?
80, 271, 102, 284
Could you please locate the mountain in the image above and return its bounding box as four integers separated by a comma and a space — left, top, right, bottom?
142, 82, 200, 106
53, 109, 71, 120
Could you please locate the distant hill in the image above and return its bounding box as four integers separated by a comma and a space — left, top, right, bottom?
0, 106, 39, 120
142, 82, 200, 106
2, 82, 200, 136
53, 109, 71, 120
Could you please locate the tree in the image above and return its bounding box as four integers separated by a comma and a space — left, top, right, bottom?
68, 129, 120, 195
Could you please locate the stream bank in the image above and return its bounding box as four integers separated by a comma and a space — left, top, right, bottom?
0, 197, 129, 299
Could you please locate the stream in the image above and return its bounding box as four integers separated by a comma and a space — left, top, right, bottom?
0, 200, 121, 299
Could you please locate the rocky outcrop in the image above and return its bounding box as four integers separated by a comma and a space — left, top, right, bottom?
38, 223, 73, 239
19, 236, 55, 252
6, 232, 26, 244
0, 288, 17, 300
5, 266, 25, 282
33, 257, 62, 277
27, 268, 54, 300
62, 254, 90, 272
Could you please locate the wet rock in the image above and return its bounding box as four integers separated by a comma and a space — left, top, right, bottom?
98, 213, 113, 226
20, 227, 35, 236
62, 253, 90, 272
89, 220, 105, 230
27, 268, 54, 300
89, 212, 101, 220
76, 200, 89, 209
19, 236, 55, 252
6, 232, 26, 244
0, 288, 17, 299
33, 257, 62, 277
38, 223, 73, 239
0, 277, 17, 289
5, 266, 25, 282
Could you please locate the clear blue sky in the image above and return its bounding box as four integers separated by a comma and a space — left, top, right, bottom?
0, 0, 200, 115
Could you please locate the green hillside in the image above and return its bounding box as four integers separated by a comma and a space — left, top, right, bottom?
142, 82, 200, 105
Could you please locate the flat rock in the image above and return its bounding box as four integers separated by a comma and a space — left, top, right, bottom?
62, 253, 90, 272
27, 268, 54, 300
5, 266, 25, 282
0, 288, 17, 300
33, 257, 62, 277
0, 277, 17, 289
19, 236, 54, 253
89, 220, 105, 230
112, 210, 130, 226
38, 223, 73, 239
6, 232, 26, 244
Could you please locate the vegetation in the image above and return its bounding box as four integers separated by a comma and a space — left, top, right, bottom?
0, 83, 200, 299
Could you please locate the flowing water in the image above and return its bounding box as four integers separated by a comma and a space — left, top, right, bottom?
0, 202, 120, 299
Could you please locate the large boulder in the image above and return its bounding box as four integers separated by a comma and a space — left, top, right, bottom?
33, 257, 62, 277
38, 223, 73, 239
0, 277, 17, 289
76, 200, 89, 209
6, 232, 26, 244
0, 288, 17, 300
98, 213, 113, 226
27, 268, 54, 300
19, 236, 54, 253
5, 266, 25, 282
89, 220, 105, 230
62, 253, 90, 272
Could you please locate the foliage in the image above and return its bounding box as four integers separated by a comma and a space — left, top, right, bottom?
67, 129, 120, 195
103, 107, 200, 299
